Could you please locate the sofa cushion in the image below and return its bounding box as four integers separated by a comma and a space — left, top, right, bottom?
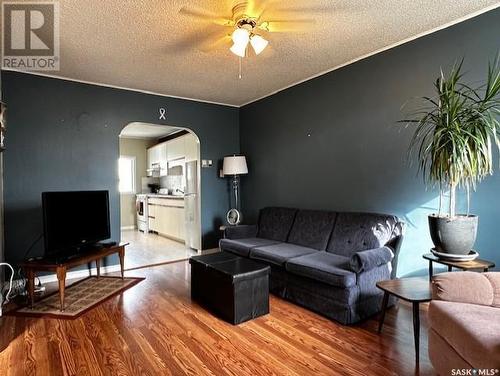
429, 300, 500, 368
349, 246, 394, 273
285, 252, 356, 288
257, 207, 297, 242
327, 212, 399, 257
220, 238, 281, 257
432, 272, 495, 306
287, 210, 337, 250
484, 272, 500, 308
249, 243, 317, 267
224, 225, 258, 240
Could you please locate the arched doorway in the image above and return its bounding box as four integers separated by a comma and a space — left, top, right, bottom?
118, 122, 201, 269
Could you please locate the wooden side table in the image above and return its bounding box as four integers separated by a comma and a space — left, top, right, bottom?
377, 277, 432, 366
423, 253, 495, 281
20, 243, 128, 312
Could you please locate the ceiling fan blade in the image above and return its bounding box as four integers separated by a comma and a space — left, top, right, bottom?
258, 19, 316, 33
255, 1, 342, 22
254, 0, 278, 22
179, 6, 233, 26
243, 0, 271, 18
272, 5, 337, 14
199, 35, 232, 53
167, 25, 229, 53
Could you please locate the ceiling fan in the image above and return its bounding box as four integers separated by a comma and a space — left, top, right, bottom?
178, 1, 328, 58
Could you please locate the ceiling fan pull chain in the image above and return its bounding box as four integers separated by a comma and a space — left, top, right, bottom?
238, 57, 242, 79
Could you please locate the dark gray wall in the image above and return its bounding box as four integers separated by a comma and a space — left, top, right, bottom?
240, 9, 500, 276
2, 71, 239, 266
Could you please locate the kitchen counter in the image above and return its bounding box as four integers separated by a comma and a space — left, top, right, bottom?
146, 194, 184, 200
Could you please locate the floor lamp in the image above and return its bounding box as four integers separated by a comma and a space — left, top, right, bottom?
223, 155, 248, 225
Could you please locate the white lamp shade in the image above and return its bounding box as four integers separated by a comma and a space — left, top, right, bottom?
230, 42, 247, 58
250, 35, 268, 55
223, 155, 248, 175
232, 28, 250, 45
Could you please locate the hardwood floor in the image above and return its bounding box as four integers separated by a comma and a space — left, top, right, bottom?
0, 261, 435, 375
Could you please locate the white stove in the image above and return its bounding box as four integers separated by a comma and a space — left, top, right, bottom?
136, 194, 149, 233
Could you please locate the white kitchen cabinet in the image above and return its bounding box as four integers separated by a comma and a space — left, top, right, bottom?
184, 133, 198, 162
167, 136, 185, 161
147, 145, 159, 168
148, 198, 185, 241
147, 142, 168, 176
148, 134, 197, 175
148, 203, 158, 232
158, 143, 168, 175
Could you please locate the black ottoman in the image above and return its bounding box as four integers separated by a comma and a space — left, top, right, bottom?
189, 252, 270, 324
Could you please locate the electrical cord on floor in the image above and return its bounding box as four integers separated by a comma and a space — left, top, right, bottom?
2, 268, 25, 300
1, 235, 47, 304
0, 263, 14, 316
0, 263, 14, 302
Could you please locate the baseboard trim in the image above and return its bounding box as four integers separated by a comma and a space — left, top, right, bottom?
38, 264, 122, 284
200, 248, 219, 255
125, 258, 190, 271
121, 226, 136, 231
38, 248, 219, 283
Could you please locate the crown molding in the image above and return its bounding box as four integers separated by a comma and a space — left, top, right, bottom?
0, 69, 240, 108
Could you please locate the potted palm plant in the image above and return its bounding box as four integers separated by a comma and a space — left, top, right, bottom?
403, 57, 500, 255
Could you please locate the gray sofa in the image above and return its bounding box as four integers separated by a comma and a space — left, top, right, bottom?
220, 207, 404, 324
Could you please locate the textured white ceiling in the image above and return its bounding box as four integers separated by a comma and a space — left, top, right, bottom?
7, 0, 500, 106
120, 123, 181, 139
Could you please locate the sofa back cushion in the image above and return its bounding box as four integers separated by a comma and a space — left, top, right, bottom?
485, 273, 500, 308
327, 212, 400, 257
257, 207, 297, 241
287, 210, 337, 250
432, 272, 497, 306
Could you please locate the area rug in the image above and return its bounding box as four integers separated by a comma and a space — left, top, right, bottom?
11, 276, 144, 319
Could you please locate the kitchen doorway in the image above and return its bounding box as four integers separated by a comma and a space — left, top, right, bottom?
118, 122, 201, 270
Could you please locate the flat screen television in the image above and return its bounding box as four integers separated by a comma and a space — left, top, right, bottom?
42, 190, 111, 259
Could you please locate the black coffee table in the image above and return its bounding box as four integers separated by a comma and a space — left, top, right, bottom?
190, 252, 270, 324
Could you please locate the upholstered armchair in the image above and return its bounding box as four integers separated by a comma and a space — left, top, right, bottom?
428, 272, 500, 374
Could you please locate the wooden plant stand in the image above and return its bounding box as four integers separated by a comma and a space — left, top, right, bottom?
423, 253, 495, 281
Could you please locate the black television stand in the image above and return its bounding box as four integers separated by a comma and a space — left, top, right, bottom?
46, 243, 104, 263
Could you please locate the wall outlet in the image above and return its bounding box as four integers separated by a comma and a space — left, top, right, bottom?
201, 159, 213, 168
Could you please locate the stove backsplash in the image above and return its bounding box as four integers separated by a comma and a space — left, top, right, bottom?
160, 175, 183, 192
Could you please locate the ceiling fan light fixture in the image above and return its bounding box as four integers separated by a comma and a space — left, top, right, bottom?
250, 34, 268, 55
231, 28, 250, 46
230, 42, 247, 58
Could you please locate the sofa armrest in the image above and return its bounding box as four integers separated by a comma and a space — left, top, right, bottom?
349, 246, 394, 273
223, 225, 258, 240
432, 272, 499, 307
